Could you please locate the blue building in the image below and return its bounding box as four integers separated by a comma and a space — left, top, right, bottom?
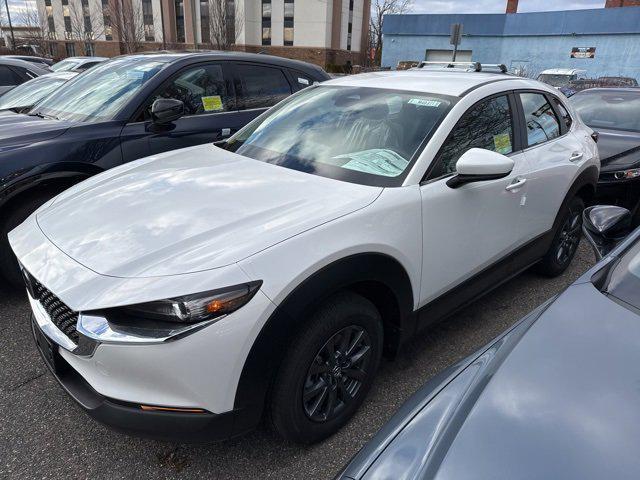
381, 7, 640, 79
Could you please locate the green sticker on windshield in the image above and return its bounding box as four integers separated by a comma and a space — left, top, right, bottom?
493, 133, 512, 154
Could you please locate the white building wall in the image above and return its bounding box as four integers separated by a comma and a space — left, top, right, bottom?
270, 0, 284, 46
339, 0, 348, 50
293, 0, 331, 48
351, 0, 364, 52
237, 0, 261, 46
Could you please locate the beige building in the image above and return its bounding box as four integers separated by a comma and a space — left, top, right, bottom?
35, 0, 370, 67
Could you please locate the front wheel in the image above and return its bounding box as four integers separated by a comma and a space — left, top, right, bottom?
536, 196, 584, 277
268, 292, 383, 444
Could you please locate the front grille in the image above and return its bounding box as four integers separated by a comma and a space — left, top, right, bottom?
27, 273, 79, 343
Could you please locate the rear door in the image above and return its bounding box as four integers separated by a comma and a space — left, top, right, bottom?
517, 91, 585, 239
232, 62, 293, 127
119, 61, 238, 161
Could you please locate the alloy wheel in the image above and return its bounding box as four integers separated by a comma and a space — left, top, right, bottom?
302, 325, 372, 422
556, 209, 582, 265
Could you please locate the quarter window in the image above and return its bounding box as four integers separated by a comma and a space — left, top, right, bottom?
146, 64, 232, 118
236, 64, 291, 110
520, 92, 561, 147
433, 95, 514, 177
552, 97, 573, 130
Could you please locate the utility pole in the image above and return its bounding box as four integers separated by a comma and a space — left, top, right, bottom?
3, 0, 15, 51
450, 23, 463, 62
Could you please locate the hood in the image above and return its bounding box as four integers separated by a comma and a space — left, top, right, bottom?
359, 283, 640, 479
36, 144, 382, 278
596, 128, 640, 172
0, 112, 71, 150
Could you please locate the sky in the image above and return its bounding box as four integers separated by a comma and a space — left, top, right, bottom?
1, 0, 609, 26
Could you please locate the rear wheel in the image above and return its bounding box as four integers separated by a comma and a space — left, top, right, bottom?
0, 191, 59, 288
536, 196, 584, 277
269, 292, 383, 444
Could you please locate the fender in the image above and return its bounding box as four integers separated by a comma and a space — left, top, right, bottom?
231, 253, 415, 435
0, 165, 103, 209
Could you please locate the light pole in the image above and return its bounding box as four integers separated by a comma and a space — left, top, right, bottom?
3, 0, 15, 50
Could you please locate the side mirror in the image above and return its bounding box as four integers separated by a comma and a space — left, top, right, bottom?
151, 98, 184, 125
447, 148, 514, 188
582, 205, 632, 260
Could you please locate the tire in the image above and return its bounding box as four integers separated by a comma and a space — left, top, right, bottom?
0, 191, 58, 288
535, 196, 584, 277
269, 291, 383, 444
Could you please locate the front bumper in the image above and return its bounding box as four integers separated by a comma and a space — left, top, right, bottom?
32, 316, 243, 442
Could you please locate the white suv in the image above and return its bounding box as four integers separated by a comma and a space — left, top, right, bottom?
11, 67, 599, 444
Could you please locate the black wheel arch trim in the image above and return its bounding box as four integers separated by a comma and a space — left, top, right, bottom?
232, 252, 415, 433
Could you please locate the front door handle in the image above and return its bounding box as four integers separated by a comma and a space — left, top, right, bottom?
505, 177, 527, 191
569, 152, 584, 162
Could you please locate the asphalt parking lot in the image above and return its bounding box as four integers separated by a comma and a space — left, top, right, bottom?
0, 242, 594, 480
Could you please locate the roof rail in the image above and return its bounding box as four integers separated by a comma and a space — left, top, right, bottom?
417, 61, 508, 74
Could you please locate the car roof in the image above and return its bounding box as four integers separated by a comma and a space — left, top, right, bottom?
573, 87, 640, 94
114, 50, 327, 75
59, 56, 108, 62
540, 68, 586, 75
323, 70, 535, 97
0, 57, 49, 74
41, 71, 78, 81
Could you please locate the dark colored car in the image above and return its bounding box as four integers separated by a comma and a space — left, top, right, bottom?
339, 204, 640, 480
0, 71, 77, 113
0, 51, 329, 286
3, 55, 55, 68
0, 58, 50, 95
570, 88, 640, 222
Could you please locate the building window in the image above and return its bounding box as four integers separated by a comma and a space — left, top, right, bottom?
65, 42, 76, 57
200, 0, 210, 44
261, 0, 271, 45
102, 0, 112, 40
142, 0, 155, 41
175, 0, 185, 42
84, 41, 95, 55
347, 0, 353, 50
283, 0, 293, 46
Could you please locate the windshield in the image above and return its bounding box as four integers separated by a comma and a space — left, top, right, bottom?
51, 59, 80, 72
537, 74, 574, 87
0, 75, 67, 110
32, 57, 166, 122
605, 238, 640, 311
570, 91, 640, 132
223, 86, 454, 186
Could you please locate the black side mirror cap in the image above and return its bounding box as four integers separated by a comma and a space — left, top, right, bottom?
151, 98, 184, 125
582, 205, 632, 260
591, 131, 599, 143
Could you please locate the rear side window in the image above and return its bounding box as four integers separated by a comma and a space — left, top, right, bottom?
552, 97, 573, 130
520, 92, 561, 147
0, 66, 21, 86
433, 95, 514, 177
236, 64, 292, 110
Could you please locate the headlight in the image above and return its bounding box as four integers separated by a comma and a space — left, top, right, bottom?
614, 168, 640, 180
121, 281, 262, 324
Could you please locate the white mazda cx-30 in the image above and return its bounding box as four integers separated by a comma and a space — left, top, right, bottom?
11, 66, 599, 444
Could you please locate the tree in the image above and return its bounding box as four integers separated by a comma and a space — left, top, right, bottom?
67, 0, 105, 54
103, 0, 147, 54
370, 0, 412, 66
17, 3, 50, 55
201, 0, 243, 50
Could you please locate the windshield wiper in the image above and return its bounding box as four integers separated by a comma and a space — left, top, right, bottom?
28, 111, 59, 120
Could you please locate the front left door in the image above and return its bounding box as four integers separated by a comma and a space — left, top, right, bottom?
418, 93, 529, 305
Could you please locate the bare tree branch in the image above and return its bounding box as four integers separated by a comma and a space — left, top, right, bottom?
103, 0, 146, 53
17, 3, 51, 55
370, 0, 412, 65
202, 0, 243, 50
67, 0, 105, 54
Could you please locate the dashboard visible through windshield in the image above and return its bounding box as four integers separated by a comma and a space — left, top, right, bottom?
222, 85, 455, 187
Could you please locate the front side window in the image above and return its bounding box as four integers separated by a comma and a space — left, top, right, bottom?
144, 64, 232, 118
433, 95, 513, 178
0, 66, 20, 86
570, 90, 640, 133
223, 86, 454, 187
32, 57, 166, 123
236, 64, 291, 110
520, 92, 561, 147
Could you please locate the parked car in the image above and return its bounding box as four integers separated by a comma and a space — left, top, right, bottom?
0, 58, 50, 95
0, 71, 77, 113
3, 55, 54, 69
570, 88, 640, 222
537, 68, 587, 88
0, 51, 329, 285
11, 66, 598, 444
50, 56, 108, 72
560, 76, 639, 97
338, 204, 639, 480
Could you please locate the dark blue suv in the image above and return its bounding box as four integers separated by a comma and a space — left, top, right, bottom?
0, 51, 329, 286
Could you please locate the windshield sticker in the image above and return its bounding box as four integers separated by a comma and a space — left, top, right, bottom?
202, 95, 223, 111
408, 98, 442, 108
332, 149, 409, 177
493, 133, 512, 154
298, 77, 310, 85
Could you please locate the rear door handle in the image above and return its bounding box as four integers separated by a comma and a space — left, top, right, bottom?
505, 177, 527, 191
569, 152, 584, 162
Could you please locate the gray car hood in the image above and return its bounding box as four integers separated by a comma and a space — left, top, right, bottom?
359, 283, 640, 480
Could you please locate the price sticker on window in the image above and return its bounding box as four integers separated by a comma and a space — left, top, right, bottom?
202, 95, 223, 112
